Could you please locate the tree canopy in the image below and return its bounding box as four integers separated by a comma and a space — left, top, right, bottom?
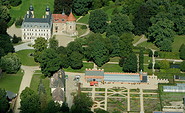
0, 89, 9, 113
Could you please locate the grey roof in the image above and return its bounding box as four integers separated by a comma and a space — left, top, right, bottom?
50, 73, 64, 88
52, 87, 64, 102
85, 70, 104, 76
153, 112, 182, 113
6, 91, 17, 100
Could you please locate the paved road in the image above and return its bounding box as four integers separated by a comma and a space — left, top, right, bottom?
7, 24, 22, 37
14, 66, 40, 113
133, 35, 147, 46
14, 42, 34, 52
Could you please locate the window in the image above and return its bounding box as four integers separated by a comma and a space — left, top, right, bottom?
70, 26, 72, 29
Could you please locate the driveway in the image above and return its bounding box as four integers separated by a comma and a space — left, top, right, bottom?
14, 42, 34, 52
7, 24, 21, 37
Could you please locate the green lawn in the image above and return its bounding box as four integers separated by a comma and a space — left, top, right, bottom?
16, 49, 39, 66
144, 65, 153, 75
30, 72, 52, 101
138, 41, 159, 50
98, 64, 122, 72
144, 56, 152, 64
172, 35, 185, 52
77, 14, 89, 24
76, 24, 87, 36
10, 0, 54, 19
158, 51, 180, 59
133, 35, 142, 44
109, 57, 120, 62
0, 70, 23, 93
64, 63, 94, 73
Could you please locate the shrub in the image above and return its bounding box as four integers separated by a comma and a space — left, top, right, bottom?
15, 17, 23, 28
154, 51, 159, 57
149, 50, 153, 57
180, 61, 185, 72
148, 63, 153, 69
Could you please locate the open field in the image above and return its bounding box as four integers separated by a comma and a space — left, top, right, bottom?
98, 64, 122, 72
10, 0, 54, 19
172, 35, 185, 52
30, 71, 52, 101
0, 70, 23, 93
16, 49, 39, 66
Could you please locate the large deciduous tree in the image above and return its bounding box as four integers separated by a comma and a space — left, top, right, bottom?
0, 89, 9, 113
147, 19, 175, 51
69, 51, 83, 69
33, 37, 47, 62
39, 48, 61, 77
0, 35, 14, 54
20, 87, 41, 113
108, 35, 120, 57
122, 53, 137, 73
106, 14, 134, 37
89, 9, 108, 33
54, 0, 73, 14
72, 0, 92, 16
49, 37, 58, 50
71, 93, 93, 113
0, 53, 21, 74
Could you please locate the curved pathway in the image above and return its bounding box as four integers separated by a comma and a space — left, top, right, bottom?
76, 23, 90, 38
14, 65, 40, 113
14, 42, 34, 52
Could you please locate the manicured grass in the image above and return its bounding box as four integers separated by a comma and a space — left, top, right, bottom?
64, 63, 94, 73
98, 64, 122, 72
144, 56, 152, 64
172, 35, 185, 52
10, 0, 54, 19
76, 24, 87, 36
16, 49, 39, 66
0, 70, 23, 93
77, 14, 89, 24
133, 35, 142, 44
30, 72, 52, 101
158, 51, 180, 59
138, 41, 159, 50
109, 57, 120, 62
144, 65, 153, 75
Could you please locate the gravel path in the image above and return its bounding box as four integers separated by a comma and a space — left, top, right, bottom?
7, 24, 21, 37
14, 42, 34, 52
133, 35, 147, 46
14, 66, 40, 113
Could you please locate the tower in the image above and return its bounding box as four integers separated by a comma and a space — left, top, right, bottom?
29, 5, 34, 18
67, 10, 76, 35
46, 6, 50, 16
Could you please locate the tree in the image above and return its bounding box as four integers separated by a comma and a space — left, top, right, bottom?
0, 89, 9, 113
95, 108, 109, 113
109, 35, 120, 57
15, 17, 23, 27
0, 6, 11, 22
20, 87, 40, 113
106, 14, 134, 37
49, 37, 58, 50
0, 48, 5, 58
119, 33, 134, 58
158, 60, 170, 69
54, 0, 73, 14
0, 20, 8, 34
12, 34, 21, 44
57, 46, 67, 55
0, 35, 14, 54
72, 0, 92, 16
179, 44, 185, 52
147, 19, 175, 51
9, 0, 22, 7
38, 80, 47, 111
139, 49, 144, 71
154, 62, 160, 69
148, 50, 153, 57
154, 51, 159, 57
122, 53, 137, 73
44, 100, 61, 113
180, 44, 185, 60
148, 63, 152, 69
89, 9, 108, 33
67, 41, 83, 55
0, 53, 21, 74
33, 37, 47, 62
61, 102, 70, 113
180, 61, 185, 72
69, 51, 83, 69
39, 48, 61, 77
71, 93, 93, 113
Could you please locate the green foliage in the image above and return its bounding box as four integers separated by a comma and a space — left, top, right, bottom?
154, 51, 159, 57
119, 32, 134, 58
44, 100, 61, 113
148, 63, 152, 69
158, 60, 170, 69
69, 51, 83, 69
9, 0, 22, 7
89, 9, 108, 33
54, 0, 73, 14
180, 44, 185, 60
33, 37, 47, 62
12, 35, 21, 44
92, 0, 109, 9
149, 50, 153, 57
147, 19, 175, 51
109, 35, 120, 57
71, 93, 93, 113
0, 35, 14, 54
67, 41, 83, 55
154, 62, 160, 69
123, 53, 137, 73
106, 13, 134, 37
139, 49, 144, 71
179, 44, 185, 52
39, 48, 61, 77
0, 53, 21, 74
0, 48, 5, 58
95, 108, 109, 113
0, 88, 9, 113
15, 17, 23, 27
49, 37, 58, 50
0, 20, 8, 34
72, 0, 92, 16
20, 87, 41, 113
180, 61, 185, 72
0, 6, 11, 22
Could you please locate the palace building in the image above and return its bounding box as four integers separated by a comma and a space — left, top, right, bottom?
21, 5, 77, 43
